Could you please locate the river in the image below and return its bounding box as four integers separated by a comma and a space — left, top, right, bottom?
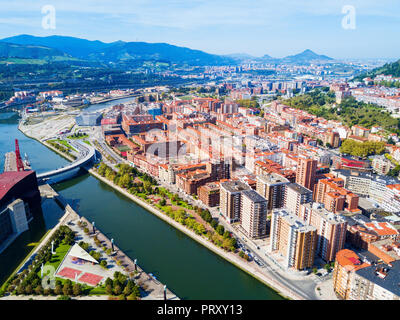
0, 101, 283, 300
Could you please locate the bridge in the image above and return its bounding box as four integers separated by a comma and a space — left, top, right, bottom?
37, 140, 97, 183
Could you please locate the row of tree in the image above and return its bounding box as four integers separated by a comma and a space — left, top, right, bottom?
105, 271, 140, 300
3, 226, 75, 297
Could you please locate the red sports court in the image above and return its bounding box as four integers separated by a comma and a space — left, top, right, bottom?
57, 267, 82, 280
79, 272, 103, 286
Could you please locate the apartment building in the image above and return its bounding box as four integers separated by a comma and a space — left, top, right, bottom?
334, 169, 400, 213
349, 261, 400, 300
240, 190, 268, 239
371, 155, 392, 175
284, 183, 313, 216
314, 175, 360, 213
198, 182, 220, 207
220, 180, 251, 223
333, 249, 370, 300
270, 209, 317, 270
296, 157, 317, 191
299, 203, 347, 262
256, 173, 289, 211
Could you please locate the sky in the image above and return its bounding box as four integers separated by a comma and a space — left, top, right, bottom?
0, 0, 399, 59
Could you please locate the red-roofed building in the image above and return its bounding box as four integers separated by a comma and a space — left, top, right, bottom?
333, 249, 370, 299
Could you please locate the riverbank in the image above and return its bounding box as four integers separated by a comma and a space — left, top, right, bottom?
1, 185, 178, 300
88, 169, 303, 300
18, 121, 303, 300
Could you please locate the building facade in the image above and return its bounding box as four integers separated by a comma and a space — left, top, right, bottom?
270, 209, 317, 270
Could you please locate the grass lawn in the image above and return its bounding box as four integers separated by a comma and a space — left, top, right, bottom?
48, 139, 76, 152
83, 140, 91, 146
87, 285, 107, 295
38, 242, 71, 278
56, 139, 77, 152
68, 134, 89, 140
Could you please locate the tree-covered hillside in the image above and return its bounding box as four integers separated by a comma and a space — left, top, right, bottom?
283, 89, 400, 134
354, 59, 400, 81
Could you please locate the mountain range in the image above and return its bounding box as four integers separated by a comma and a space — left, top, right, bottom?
0, 34, 335, 66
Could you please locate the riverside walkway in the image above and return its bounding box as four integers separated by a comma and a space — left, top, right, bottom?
72, 213, 179, 300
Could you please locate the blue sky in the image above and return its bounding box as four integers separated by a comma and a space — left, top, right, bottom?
0, 0, 399, 59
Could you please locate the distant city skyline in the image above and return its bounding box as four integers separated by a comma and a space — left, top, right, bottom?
0, 0, 399, 60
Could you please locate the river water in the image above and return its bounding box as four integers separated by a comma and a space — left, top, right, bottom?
0, 102, 283, 300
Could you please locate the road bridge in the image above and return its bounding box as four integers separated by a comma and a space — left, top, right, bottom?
37, 140, 97, 183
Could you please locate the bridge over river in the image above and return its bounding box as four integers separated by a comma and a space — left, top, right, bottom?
37, 139, 97, 184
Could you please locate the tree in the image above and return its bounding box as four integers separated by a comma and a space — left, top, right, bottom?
43, 288, 52, 296
119, 173, 131, 188
16, 285, 25, 295
105, 277, 113, 287
193, 223, 205, 235
98, 163, 108, 176
62, 283, 72, 296
210, 220, 218, 229
106, 284, 113, 296
388, 165, 400, 177
72, 284, 81, 296
25, 284, 33, 295
143, 180, 152, 194
216, 224, 225, 236
54, 284, 63, 295
228, 237, 237, 249
34, 285, 43, 295
100, 260, 108, 268
113, 285, 122, 295
123, 281, 133, 296
130, 285, 140, 299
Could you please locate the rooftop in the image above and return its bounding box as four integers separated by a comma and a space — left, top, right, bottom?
287, 183, 312, 195
242, 189, 267, 203
336, 249, 370, 272
220, 180, 251, 193
273, 209, 316, 233
0, 170, 36, 200
257, 173, 290, 186
355, 260, 400, 297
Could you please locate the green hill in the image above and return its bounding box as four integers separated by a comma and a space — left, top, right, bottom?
1, 35, 236, 66
0, 42, 70, 60
354, 59, 400, 81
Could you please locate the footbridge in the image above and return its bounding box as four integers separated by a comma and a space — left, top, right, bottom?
37, 140, 97, 183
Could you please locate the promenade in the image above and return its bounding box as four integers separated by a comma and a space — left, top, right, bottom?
74, 214, 179, 300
